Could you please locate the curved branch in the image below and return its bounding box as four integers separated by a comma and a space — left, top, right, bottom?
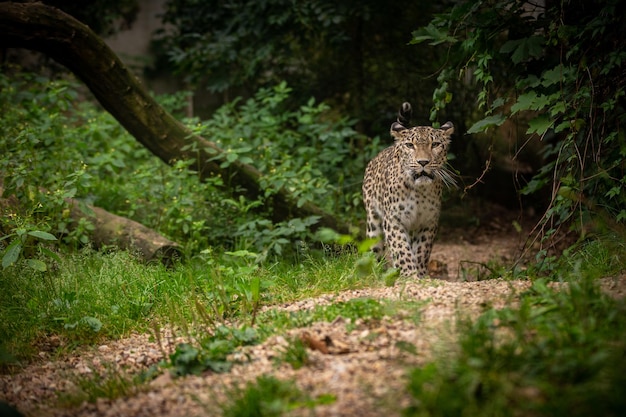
0, 2, 352, 234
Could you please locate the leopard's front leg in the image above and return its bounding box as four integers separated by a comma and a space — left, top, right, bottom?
383, 217, 419, 277
409, 227, 437, 278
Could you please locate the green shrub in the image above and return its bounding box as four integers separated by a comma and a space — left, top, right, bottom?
221, 375, 335, 417
0, 72, 368, 261
404, 252, 626, 417
412, 0, 626, 255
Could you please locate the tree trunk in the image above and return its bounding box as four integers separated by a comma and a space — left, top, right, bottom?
0, 2, 353, 234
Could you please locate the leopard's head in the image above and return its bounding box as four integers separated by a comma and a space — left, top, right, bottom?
390, 102, 455, 188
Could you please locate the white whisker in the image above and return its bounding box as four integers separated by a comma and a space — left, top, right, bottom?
436, 165, 458, 189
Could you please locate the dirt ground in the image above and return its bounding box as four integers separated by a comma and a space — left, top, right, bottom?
2, 203, 625, 417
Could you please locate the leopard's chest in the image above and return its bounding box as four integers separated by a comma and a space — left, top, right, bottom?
383, 180, 442, 231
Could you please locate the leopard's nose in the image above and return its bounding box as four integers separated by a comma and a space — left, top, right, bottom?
417, 159, 429, 167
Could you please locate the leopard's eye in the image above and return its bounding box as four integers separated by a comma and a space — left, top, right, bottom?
404, 142, 414, 149
432, 141, 442, 149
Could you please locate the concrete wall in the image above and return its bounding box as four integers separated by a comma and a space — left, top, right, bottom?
103, 0, 223, 117
104, 0, 175, 92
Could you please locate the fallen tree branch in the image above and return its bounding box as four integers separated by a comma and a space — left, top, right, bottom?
67, 201, 183, 265
1, 185, 183, 265
0, 2, 353, 234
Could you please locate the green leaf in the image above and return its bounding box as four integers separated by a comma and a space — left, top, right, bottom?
511, 92, 551, 114
83, 316, 103, 332
357, 238, 379, 253
550, 100, 566, 116
28, 230, 57, 241
521, 177, 549, 195
511, 91, 538, 114
490, 97, 507, 111
526, 115, 553, 136
500, 35, 544, 64
171, 344, 199, 366
315, 227, 342, 243
233, 326, 258, 344
250, 276, 261, 302
467, 114, 506, 134
2, 241, 22, 268
605, 187, 621, 199
411, 24, 458, 46
554, 121, 570, 133
62, 187, 77, 199
26, 259, 47, 272
541, 65, 566, 87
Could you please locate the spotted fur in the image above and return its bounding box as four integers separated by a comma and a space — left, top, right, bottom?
362, 102, 455, 278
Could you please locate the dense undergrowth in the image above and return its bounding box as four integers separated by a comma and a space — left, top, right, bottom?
0, 72, 372, 263
405, 238, 626, 417
1, 71, 625, 416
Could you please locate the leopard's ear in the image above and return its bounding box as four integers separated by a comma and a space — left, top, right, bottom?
390, 121, 407, 139
440, 121, 454, 136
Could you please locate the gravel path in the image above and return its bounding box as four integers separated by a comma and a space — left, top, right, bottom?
4, 209, 623, 417
2, 279, 535, 417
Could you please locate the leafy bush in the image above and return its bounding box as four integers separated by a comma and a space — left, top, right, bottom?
404, 259, 626, 417
0, 72, 367, 261
412, 0, 626, 250
174, 81, 370, 259
196, 82, 368, 213
169, 325, 258, 376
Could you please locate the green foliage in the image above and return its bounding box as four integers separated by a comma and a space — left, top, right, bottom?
0, 250, 177, 354
0, 243, 371, 363
191, 249, 269, 322
189, 82, 367, 259
257, 296, 421, 339
413, 0, 626, 248
404, 252, 626, 417
199, 82, 363, 204
154, 0, 446, 133
0, 72, 367, 261
1, 227, 58, 271
169, 325, 258, 376
221, 375, 335, 417
275, 337, 310, 370
0, 73, 96, 250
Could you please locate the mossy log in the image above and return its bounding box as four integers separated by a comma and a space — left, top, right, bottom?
0, 2, 353, 234
67, 201, 183, 265
0, 185, 182, 265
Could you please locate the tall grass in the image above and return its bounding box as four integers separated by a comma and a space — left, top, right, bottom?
0, 248, 377, 363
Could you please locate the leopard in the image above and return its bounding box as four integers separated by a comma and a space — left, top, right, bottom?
362, 102, 455, 278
